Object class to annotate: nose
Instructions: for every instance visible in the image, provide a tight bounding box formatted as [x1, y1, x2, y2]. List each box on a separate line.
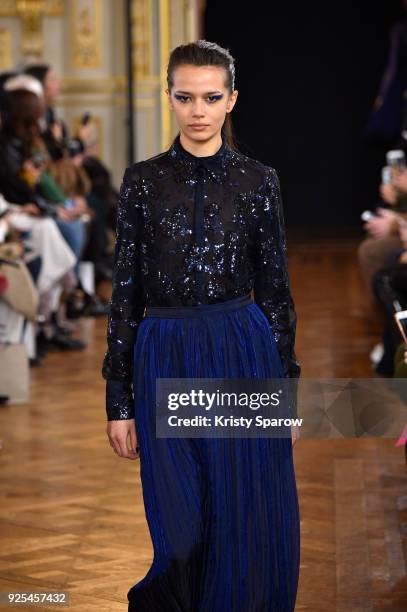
[191, 99, 205, 117]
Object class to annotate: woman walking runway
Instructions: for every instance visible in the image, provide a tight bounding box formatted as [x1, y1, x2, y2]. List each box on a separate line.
[102, 40, 301, 611]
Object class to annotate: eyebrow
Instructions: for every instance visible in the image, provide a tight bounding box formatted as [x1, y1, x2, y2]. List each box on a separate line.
[174, 90, 223, 95]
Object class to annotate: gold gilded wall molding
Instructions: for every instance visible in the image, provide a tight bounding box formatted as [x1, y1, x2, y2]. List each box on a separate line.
[16, 0, 46, 57]
[61, 75, 160, 95]
[0, 1, 64, 59]
[159, 0, 171, 151]
[62, 76, 127, 95]
[43, 0, 63, 15]
[132, 0, 153, 80]
[58, 97, 156, 108]
[0, 0, 63, 16]
[183, 0, 196, 42]
[70, 0, 102, 69]
[0, 28, 12, 70]
[145, 104, 155, 158]
[0, 0, 18, 14]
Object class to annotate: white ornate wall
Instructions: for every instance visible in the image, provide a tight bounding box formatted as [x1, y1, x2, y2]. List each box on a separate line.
[0, 0, 198, 186]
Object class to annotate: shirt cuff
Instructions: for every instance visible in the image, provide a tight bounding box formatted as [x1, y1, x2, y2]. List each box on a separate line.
[106, 379, 135, 421]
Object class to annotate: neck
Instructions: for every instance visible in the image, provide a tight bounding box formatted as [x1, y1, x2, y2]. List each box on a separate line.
[179, 131, 223, 157]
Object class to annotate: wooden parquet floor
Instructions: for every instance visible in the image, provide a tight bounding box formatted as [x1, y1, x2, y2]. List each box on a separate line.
[0, 231, 406, 611]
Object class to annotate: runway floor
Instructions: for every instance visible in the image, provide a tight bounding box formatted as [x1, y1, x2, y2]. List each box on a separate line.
[0, 230, 406, 611]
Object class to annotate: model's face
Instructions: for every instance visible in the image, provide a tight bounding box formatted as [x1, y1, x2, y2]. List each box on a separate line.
[44, 68, 61, 103]
[167, 64, 238, 143]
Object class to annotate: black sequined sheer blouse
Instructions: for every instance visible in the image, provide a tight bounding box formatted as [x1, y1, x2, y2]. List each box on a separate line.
[102, 134, 301, 420]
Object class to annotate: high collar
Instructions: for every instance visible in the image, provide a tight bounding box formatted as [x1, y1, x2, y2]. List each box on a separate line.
[167, 133, 234, 179]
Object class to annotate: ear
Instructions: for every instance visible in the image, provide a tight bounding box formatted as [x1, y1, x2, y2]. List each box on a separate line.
[226, 89, 238, 113]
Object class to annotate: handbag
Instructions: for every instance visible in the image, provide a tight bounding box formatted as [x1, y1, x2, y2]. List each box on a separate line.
[0, 300, 29, 404]
[0, 342, 29, 404]
[0, 247, 39, 321]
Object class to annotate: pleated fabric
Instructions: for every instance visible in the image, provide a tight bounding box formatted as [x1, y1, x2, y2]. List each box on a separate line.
[128, 296, 300, 612]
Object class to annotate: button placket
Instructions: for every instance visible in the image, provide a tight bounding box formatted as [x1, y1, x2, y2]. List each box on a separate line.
[194, 163, 206, 303]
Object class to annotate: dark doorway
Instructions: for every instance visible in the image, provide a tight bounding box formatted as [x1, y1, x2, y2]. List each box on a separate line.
[205, 0, 405, 226]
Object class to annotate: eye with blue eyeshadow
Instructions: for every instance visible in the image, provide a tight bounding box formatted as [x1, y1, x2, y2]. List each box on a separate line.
[174, 94, 189, 103]
[207, 94, 223, 103]
[173, 94, 224, 104]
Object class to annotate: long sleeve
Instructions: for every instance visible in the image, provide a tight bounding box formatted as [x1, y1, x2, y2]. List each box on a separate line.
[253, 167, 301, 380]
[102, 165, 146, 420]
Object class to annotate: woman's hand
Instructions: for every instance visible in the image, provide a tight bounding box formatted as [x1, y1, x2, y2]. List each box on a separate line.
[291, 424, 300, 446]
[107, 419, 140, 460]
[71, 195, 90, 216]
[364, 207, 399, 238]
[56, 205, 76, 221]
[58, 197, 91, 221]
[20, 203, 40, 216]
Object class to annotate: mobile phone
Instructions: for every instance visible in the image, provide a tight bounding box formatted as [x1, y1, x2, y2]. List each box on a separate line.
[394, 310, 407, 343]
[361, 210, 377, 222]
[381, 166, 392, 185]
[386, 150, 406, 173]
[30, 152, 46, 169]
[64, 198, 75, 210]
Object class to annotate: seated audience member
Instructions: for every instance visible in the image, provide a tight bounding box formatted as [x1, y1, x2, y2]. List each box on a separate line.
[372, 253, 407, 375]
[0, 80, 87, 350]
[23, 64, 80, 162]
[358, 161, 407, 372]
[81, 155, 119, 283]
[358, 178, 406, 303]
[0, 192, 83, 357]
[23, 64, 111, 313]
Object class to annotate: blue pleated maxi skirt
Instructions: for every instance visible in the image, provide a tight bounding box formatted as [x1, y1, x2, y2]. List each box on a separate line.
[128, 294, 300, 612]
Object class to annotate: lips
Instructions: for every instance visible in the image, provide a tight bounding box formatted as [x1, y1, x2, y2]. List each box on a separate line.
[189, 124, 208, 128]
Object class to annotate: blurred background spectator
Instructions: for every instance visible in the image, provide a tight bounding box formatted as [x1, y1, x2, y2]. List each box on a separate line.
[0, 65, 117, 370]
